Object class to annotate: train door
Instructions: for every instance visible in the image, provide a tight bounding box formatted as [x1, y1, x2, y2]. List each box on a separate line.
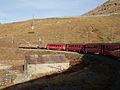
[101, 44, 105, 55]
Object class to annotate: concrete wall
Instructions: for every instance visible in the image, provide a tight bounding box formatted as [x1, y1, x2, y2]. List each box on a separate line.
[27, 63, 69, 77]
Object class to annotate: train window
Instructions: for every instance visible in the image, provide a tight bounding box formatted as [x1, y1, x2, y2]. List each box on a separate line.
[105, 46, 108, 50]
[86, 44, 97, 48]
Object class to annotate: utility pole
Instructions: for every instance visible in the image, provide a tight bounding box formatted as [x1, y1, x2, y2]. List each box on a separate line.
[85, 26, 89, 43]
[64, 30, 66, 43]
[86, 31, 89, 43]
[31, 14, 35, 30]
[12, 36, 14, 48]
[110, 27, 114, 43]
[38, 37, 42, 47]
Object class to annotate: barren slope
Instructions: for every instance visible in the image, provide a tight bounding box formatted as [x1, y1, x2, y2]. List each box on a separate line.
[0, 15, 120, 49]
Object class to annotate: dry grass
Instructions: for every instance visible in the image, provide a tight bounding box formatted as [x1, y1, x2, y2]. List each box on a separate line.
[0, 15, 120, 48]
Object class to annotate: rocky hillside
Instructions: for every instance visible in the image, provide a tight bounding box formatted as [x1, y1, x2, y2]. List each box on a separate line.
[84, 0, 120, 16]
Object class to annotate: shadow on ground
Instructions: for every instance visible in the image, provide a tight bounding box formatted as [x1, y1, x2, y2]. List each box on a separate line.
[1, 54, 120, 90]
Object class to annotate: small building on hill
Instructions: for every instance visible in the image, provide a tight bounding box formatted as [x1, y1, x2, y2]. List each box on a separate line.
[24, 54, 69, 79]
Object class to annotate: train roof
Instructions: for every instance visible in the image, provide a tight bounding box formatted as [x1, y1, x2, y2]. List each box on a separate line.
[111, 42, 120, 44]
[47, 43, 84, 45]
[86, 42, 120, 45]
[47, 42, 120, 45]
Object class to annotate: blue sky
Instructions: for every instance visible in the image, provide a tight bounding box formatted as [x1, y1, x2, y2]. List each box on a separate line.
[0, 0, 106, 23]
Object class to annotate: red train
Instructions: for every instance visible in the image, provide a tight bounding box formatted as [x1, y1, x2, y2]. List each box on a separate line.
[46, 43, 120, 58]
[47, 43, 85, 52]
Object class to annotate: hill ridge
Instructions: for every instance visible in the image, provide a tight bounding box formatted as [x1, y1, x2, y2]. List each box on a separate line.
[83, 0, 120, 16]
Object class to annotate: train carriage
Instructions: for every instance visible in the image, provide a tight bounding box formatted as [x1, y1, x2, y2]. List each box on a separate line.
[104, 43, 120, 55]
[85, 43, 103, 54]
[65, 44, 85, 52]
[47, 43, 85, 52]
[46, 44, 66, 50]
[108, 50, 120, 58]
